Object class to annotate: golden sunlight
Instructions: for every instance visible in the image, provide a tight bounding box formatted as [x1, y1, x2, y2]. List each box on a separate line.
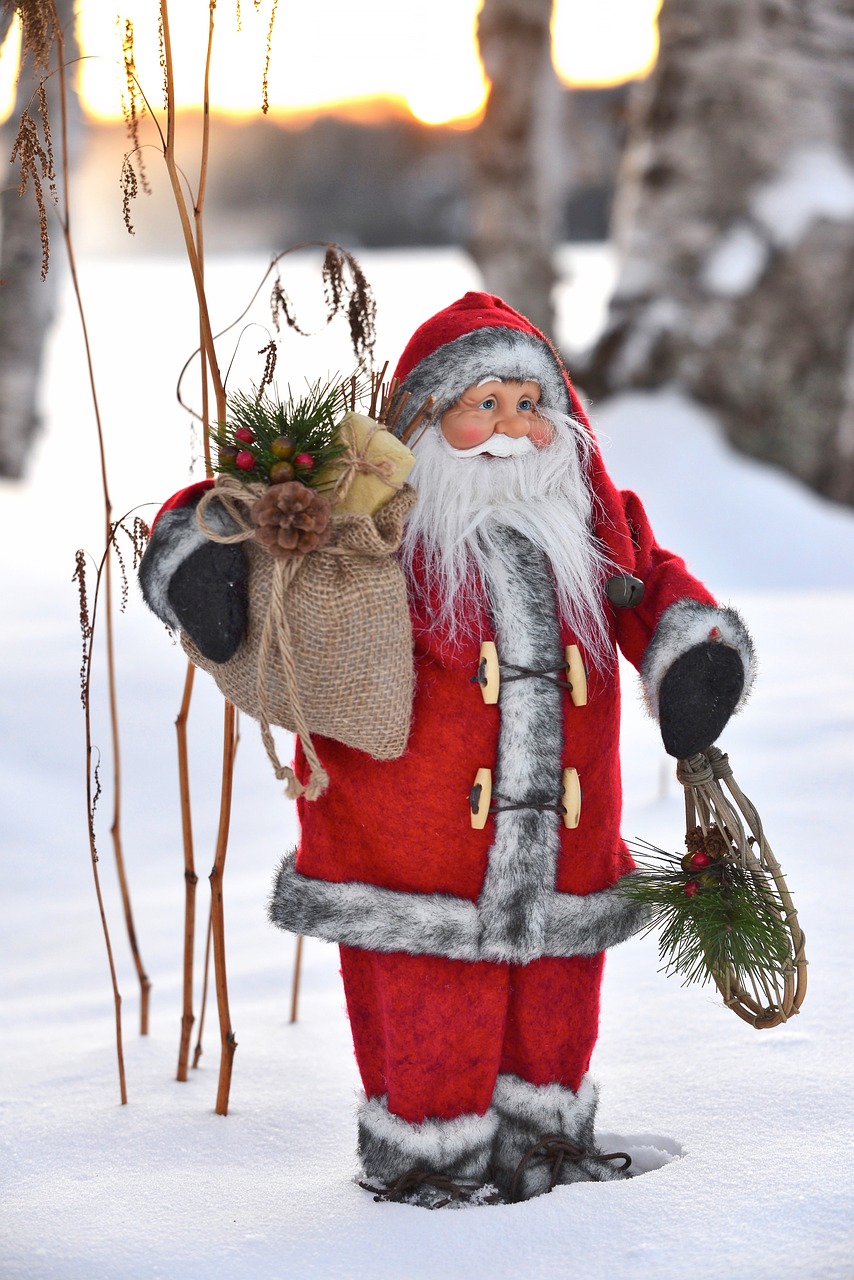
[0, 0, 661, 127]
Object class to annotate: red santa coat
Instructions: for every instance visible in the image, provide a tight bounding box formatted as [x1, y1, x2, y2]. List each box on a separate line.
[268, 466, 719, 966]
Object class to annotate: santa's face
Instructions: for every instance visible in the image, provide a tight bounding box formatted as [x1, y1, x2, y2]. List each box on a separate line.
[438, 380, 552, 455]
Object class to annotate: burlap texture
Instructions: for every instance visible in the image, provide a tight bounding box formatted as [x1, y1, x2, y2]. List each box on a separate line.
[182, 484, 416, 761]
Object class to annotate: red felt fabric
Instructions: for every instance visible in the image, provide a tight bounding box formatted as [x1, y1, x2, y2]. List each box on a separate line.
[293, 492, 713, 900]
[148, 479, 215, 533]
[340, 946, 604, 1123]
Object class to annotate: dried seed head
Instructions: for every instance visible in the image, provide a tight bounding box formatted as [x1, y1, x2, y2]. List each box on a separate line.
[258, 339, 277, 392]
[119, 19, 150, 195]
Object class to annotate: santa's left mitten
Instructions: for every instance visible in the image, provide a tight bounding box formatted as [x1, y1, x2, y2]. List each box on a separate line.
[139, 482, 249, 664]
[641, 600, 756, 759]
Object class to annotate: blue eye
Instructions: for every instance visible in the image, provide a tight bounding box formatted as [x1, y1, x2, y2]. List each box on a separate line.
[478, 397, 497, 410]
[518, 398, 533, 411]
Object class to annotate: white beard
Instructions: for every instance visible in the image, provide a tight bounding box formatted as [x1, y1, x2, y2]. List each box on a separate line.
[400, 409, 617, 668]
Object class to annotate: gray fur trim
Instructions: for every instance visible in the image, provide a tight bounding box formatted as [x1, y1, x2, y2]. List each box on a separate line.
[268, 854, 646, 962]
[394, 326, 571, 439]
[268, 853, 481, 959]
[357, 1093, 497, 1184]
[476, 531, 565, 963]
[490, 1073, 626, 1198]
[641, 598, 757, 720]
[544, 875, 648, 955]
[138, 500, 240, 631]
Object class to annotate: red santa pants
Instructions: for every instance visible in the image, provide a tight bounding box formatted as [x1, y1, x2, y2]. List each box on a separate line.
[339, 946, 605, 1124]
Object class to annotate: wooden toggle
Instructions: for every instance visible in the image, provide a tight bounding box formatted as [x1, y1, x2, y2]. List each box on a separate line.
[562, 767, 581, 829]
[469, 767, 492, 829]
[565, 645, 588, 707]
[475, 641, 500, 705]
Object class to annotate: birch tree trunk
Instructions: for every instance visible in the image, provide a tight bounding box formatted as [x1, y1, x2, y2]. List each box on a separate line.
[582, 0, 854, 508]
[0, 0, 80, 479]
[470, 0, 559, 335]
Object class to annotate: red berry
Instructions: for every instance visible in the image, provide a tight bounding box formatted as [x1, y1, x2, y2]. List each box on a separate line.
[235, 450, 255, 471]
[689, 851, 711, 868]
[684, 881, 700, 897]
[295, 453, 314, 470]
[234, 427, 255, 443]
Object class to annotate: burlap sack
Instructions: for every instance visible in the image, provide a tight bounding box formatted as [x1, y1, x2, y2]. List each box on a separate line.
[182, 483, 417, 798]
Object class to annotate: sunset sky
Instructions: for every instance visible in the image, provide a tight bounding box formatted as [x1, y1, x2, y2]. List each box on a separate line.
[0, 0, 660, 126]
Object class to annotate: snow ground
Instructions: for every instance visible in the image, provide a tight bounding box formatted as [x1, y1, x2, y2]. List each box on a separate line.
[2, 246, 853, 1279]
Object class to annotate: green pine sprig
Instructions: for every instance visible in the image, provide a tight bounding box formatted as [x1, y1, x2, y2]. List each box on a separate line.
[212, 379, 355, 489]
[622, 837, 792, 992]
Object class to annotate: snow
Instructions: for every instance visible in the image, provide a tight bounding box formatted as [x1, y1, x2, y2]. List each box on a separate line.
[3, 245, 854, 1279]
[752, 144, 854, 249]
[701, 221, 769, 298]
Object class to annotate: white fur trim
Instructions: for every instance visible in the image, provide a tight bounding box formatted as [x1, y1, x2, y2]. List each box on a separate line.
[357, 1093, 497, 1183]
[640, 598, 756, 720]
[138, 501, 239, 631]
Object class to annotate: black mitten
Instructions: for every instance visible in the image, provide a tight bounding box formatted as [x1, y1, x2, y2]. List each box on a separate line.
[658, 641, 745, 759]
[167, 541, 248, 663]
[139, 497, 249, 664]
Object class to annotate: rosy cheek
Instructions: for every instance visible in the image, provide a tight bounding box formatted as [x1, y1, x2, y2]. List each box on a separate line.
[529, 419, 553, 448]
[441, 417, 493, 448]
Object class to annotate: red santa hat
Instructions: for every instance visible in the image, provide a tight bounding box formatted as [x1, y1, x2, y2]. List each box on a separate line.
[391, 291, 591, 436]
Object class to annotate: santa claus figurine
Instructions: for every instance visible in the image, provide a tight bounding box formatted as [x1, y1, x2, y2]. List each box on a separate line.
[140, 292, 754, 1206]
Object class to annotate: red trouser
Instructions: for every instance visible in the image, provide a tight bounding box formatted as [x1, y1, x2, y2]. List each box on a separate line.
[339, 946, 605, 1125]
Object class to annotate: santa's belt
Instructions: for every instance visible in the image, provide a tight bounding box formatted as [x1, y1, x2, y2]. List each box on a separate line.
[471, 641, 588, 706]
[469, 767, 581, 831]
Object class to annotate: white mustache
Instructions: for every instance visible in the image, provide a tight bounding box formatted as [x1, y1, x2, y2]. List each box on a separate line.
[441, 433, 537, 459]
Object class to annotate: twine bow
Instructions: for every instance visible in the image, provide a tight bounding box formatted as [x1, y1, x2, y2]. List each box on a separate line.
[195, 477, 330, 802]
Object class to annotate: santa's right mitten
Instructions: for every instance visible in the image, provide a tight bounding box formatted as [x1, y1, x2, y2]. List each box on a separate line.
[139, 481, 249, 664]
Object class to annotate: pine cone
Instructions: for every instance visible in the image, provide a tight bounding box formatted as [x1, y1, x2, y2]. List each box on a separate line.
[250, 482, 332, 559]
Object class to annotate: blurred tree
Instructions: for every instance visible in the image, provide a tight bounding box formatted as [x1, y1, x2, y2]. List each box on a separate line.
[0, 0, 80, 479]
[581, 0, 854, 508]
[470, 0, 559, 334]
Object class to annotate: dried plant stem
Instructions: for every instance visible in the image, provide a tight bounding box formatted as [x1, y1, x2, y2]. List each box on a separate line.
[160, 0, 226, 425]
[80, 545, 128, 1105]
[44, 11, 151, 1042]
[176, 0, 217, 1082]
[175, 661, 197, 1081]
[193, 903, 214, 1070]
[104, 551, 152, 1034]
[211, 701, 239, 1115]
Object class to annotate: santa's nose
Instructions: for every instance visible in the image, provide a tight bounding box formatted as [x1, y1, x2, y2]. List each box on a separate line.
[493, 412, 530, 438]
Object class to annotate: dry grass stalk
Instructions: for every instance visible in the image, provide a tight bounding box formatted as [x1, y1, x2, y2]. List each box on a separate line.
[175, 662, 197, 1082]
[193, 905, 214, 1070]
[73, 522, 148, 1105]
[211, 701, 239, 1115]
